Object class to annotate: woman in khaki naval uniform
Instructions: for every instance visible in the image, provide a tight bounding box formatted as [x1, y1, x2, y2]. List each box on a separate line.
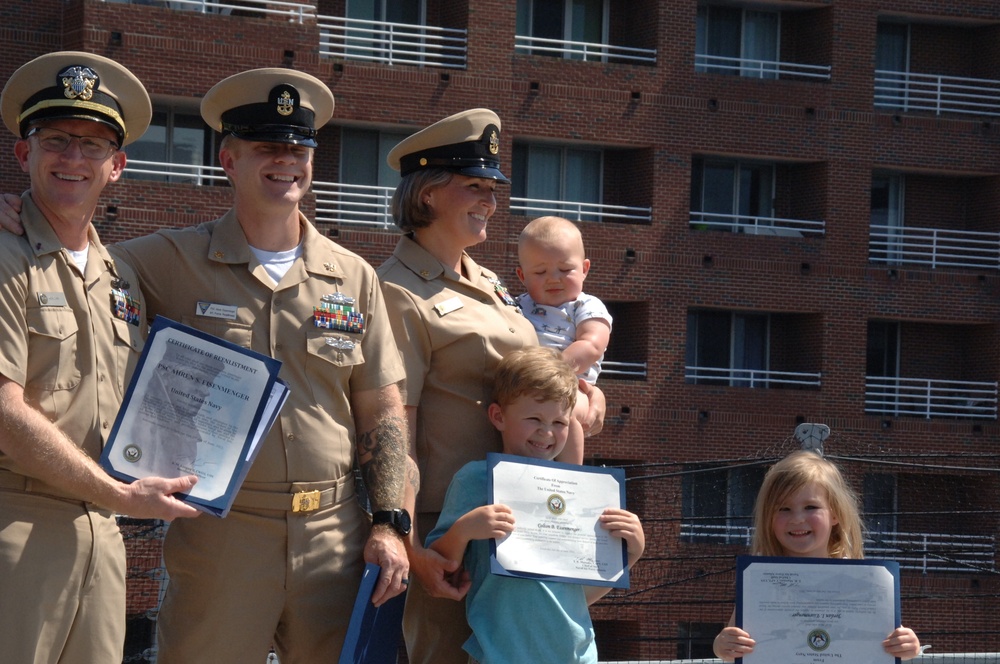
[376, 109, 605, 664]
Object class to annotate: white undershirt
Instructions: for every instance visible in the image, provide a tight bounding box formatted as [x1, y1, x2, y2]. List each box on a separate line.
[67, 247, 88, 274]
[248, 243, 303, 284]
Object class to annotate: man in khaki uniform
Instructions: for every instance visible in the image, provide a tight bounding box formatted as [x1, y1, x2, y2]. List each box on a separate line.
[109, 69, 411, 663]
[0, 51, 201, 664]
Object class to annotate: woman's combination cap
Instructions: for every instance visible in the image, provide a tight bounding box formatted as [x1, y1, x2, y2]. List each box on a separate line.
[387, 108, 509, 184]
[201, 68, 334, 148]
[1, 51, 151, 146]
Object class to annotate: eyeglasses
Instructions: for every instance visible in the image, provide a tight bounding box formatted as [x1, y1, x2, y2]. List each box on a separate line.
[26, 127, 120, 160]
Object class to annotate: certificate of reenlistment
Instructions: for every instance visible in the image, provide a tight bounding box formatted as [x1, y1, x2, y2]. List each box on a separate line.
[736, 556, 901, 664]
[487, 453, 629, 588]
[100, 316, 288, 517]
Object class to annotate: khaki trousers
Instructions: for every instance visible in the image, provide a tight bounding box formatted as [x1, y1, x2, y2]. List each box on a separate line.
[0, 490, 125, 664]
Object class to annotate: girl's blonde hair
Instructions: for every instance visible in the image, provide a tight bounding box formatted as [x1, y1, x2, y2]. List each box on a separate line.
[750, 450, 864, 559]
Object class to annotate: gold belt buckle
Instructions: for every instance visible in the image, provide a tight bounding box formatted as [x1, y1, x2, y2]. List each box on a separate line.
[291, 490, 322, 513]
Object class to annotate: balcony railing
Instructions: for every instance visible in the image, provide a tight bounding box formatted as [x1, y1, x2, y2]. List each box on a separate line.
[312, 182, 396, 229]
[122, 159, 228, 186]
[510, 197, 652, 224]
[101, 0, 315, 22]
[865, 376, 998, 420]
[319, 16, 467, 68]
[681, 523, 996, 573]
[685, 366, 822, 388]
[695, 54, 831, 81]
[691, 211, 825, 237]
[875, 69, 1000, 117]
[869, 224, 1000, 270]
[601, 360, 647, 379]
[515, 35, 656, 65]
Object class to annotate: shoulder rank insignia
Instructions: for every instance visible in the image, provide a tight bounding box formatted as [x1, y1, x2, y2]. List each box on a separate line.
[314, 293, 365, 333]
[487, 276, 519, 308]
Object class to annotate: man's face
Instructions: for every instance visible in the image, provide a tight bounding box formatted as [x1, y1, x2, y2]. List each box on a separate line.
[219, 139, 313, 208]
[14, 118, 125, 222]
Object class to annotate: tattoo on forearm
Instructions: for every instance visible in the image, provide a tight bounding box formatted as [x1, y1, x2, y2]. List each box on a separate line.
[407, 457, 420, 495]
[356, 414, 407, 511]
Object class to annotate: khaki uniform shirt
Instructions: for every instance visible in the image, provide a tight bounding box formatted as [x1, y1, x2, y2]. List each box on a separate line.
[377, 235, 537, 513]
[0, 194, 146, 495]
[112, 209, 404, 485]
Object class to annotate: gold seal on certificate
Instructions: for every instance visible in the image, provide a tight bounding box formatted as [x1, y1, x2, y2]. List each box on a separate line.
[487, 453, 630, 588]
[736, 555, 902, 663]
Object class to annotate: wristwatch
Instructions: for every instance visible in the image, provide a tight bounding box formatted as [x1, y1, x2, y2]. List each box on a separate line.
[372, 508, 412, 536]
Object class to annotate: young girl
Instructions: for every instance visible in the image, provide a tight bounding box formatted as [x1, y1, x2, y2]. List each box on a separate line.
[713, 450, 922, 662]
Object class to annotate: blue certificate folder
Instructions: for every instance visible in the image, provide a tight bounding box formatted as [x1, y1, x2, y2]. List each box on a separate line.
[338, 563, 406, 664]
[486, 453, 629, 588]
[100, 316, 289, 517]
[735, 555, 902, 664]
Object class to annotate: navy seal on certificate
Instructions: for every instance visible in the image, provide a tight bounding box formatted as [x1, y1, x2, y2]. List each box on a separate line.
[736, 556, 902, 664]
[101, 316, 288, 516]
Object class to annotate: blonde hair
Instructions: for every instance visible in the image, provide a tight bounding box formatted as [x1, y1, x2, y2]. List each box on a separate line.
[517, 216, 586, 257]
[493, 347, 577, 412]
[751, 450, 864, 559]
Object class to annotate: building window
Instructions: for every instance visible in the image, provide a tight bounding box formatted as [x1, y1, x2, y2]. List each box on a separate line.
[347, 0, 423, 24]
[123, 108, 214, 184]
[678, 622, 724, 659]
[870, 174, 905, 264]
[516, 0, 609, 60]
[690, 157, 774, 233]
[323, 128, 407, 227]
[864, 473, 898, 535]
[601, 301, 648, 380]
[686, 310, 769, 387]
[511, 143, 602, 221]
[681, 464, 764, 543]
[866, 321, 900, 379]
[874, 22, 910, 110]
[696, 5, 779, 79]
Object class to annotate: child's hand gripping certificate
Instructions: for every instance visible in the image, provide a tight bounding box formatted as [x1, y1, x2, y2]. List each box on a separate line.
[736, 556, 902, 664]
[486, 453, 630, 588]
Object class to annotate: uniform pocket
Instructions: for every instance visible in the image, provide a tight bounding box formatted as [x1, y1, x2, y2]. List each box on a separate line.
[180, 316, 253, 348]
[25, 307, 81, 390]
[111, 317, 144, 392]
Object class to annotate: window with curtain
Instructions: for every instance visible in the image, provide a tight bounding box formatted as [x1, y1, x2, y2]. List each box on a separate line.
[345, 0, 426, 62]
[870, 174, 904, 263]
[681, 464, 766, 543]
[875, 22, 909, 110]
[124, 108, 212, 184]
[337, 128, 407, 225]
[691, 157, 775, 232]
[696, 5, 780, 78]
[686, 310, 770, 386]
[516, 0, 609, 60]
[511, 143, 603, 221]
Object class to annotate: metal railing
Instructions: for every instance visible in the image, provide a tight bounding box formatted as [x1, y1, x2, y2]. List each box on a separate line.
[869, 224, 1000, 270]
[515, 35, 656, 65]
[312, 182, 396, 229]
[318, 15, 467, 68]
[685, 366, 822, 388]
[601, 360, 647, 379]
[865, 376, 999, 420]
[122, 159, 228, 186]
[875, 69, 1000, 117]
[511, 197, 652, 224]
[690, 211, 825, 236]
[101, 0, 315, 22]
[695, 53, 831, 81]
[680, 523, 996, 573]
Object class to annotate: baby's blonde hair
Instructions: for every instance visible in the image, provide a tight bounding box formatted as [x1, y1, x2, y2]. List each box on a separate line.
[517, 216, 586, 257]
[751, 450, 864, 559]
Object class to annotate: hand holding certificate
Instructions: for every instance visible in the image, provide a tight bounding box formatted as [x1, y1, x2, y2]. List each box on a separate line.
[487, 453, 630, 588]
[736, 556, 902, 664]
[100, 316, 289, 517]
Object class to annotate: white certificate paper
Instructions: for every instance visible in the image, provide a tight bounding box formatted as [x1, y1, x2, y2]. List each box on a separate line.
[736, 556, 901, 664]
[100, 316, 288, 517]
[487, 453, 629, 588]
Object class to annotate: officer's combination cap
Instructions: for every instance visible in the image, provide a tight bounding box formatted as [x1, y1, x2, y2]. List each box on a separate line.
[1, 51, 151, 146]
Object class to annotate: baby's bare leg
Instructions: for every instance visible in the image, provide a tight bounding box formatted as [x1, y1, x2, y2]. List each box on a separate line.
[557, 389, 588, 464]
